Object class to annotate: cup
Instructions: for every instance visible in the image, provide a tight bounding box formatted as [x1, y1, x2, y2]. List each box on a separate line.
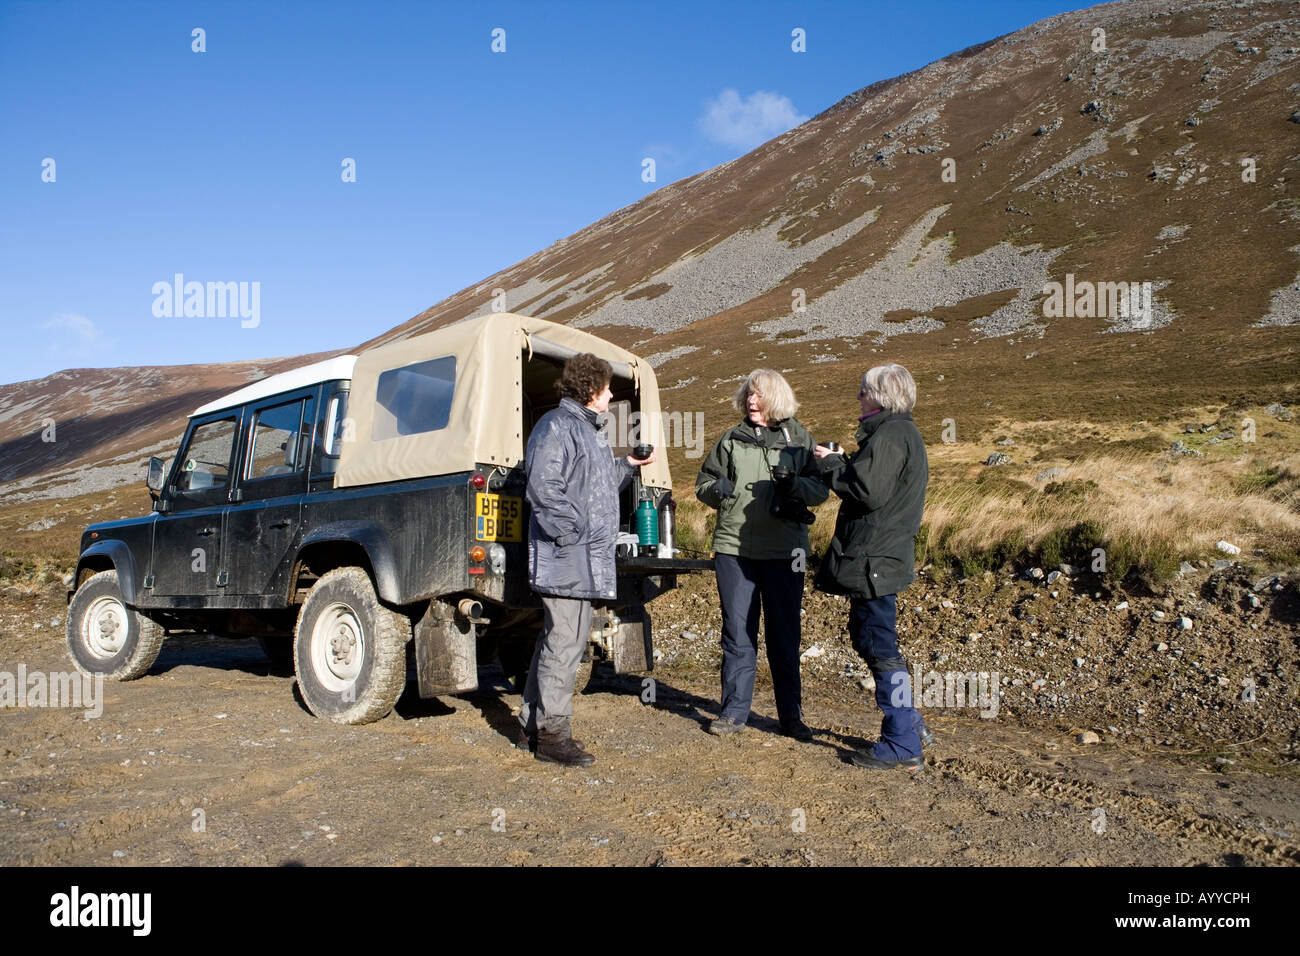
[632, 443, 654, 460]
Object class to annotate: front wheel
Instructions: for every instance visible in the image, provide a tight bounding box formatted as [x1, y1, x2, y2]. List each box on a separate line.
[66, 569, 165, 680]
[293, 567, 410, 724]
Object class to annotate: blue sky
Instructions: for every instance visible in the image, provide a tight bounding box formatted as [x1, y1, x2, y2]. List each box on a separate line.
[0, 0, 1095, 386]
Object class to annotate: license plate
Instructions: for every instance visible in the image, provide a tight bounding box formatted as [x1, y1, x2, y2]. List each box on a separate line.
[475, 493, 522, 542]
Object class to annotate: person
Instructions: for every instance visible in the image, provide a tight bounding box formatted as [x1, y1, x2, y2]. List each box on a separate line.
[519, 353, 655, 766]
[814, 363, 932, 771]
[695, 369, 828, 740]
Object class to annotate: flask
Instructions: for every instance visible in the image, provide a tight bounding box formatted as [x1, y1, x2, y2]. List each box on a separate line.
[635, 490, 659, 552]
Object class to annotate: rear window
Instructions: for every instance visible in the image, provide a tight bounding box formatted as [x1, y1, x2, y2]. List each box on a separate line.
[372, 356, 456, 441]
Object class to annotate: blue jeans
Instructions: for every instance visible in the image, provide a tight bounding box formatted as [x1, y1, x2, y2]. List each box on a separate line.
[849, 594, 923, 760]
[715, 553, 804, 724]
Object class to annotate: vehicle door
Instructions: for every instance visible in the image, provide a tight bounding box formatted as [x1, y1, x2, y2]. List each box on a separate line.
[224, 391, 315, 600]
[149, 413, 240, 599]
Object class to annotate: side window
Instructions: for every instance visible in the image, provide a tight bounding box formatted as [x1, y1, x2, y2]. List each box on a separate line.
[313, 390, 350, 477]
[372, 356, 455, 441]
[173, 418, 238, 493]
[247, 398, 310, 480]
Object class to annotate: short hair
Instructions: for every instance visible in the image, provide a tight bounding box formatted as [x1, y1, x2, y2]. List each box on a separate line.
[861, 363, 917, 413]
[558, 353, 612, 404]
[733, 369, 799, 422]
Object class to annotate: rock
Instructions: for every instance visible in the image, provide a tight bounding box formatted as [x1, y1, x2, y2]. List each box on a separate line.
[1151, 611, 1166, 622]
[1074, 657, 1085, 667]
[1178, 561, 1197, 576]
[1251, 575, 1278, 593]
[1115, 601, 1129, 610]
[1169, 441, 1202, 458]
[1031, 679, 1047, 691]
[1156, 642, 1168, 653]
[1212, 560, 1232, 570]
[1027, 567, 1044, 581]
[112, 850, 125, 858]
[985, 453, 1011, 466]
[996, 437, 1014, 446]
[1248, 594, 1262, 609]
[800, 645, 825, 661]
[1036, 468, 1065, 482]
[1046, 570, 1061, 584]
[1058, 563, 1081, 575]
[858, 676, 876, 692]
[1076, 731, 1101, 745]
[941, 599, 954, 609]
[1265, 402, 1293, 422]
[1178, 617, 1193, 631]
[680, 631, 699, 641]
[1216, 540, 1241, 556]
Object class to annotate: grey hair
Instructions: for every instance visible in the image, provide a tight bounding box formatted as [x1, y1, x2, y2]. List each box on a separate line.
[861, 363, 917, 413]
[733, 369, 799, 422]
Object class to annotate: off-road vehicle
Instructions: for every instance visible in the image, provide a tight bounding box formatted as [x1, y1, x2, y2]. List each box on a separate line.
[66, 313, 709, 724]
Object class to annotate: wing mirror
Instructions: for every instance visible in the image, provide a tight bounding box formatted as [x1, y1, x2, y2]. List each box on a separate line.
[146, 457, 166, 492]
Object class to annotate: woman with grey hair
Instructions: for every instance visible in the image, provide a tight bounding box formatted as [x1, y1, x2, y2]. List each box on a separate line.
[813, 363, 932, 770]
[696, 369, 828, 739]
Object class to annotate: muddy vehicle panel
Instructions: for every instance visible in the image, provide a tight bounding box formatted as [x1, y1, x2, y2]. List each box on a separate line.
[67, 314, 709, 724]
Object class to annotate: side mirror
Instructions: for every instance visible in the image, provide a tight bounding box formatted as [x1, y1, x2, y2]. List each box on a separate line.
[146, 457, 166, 492]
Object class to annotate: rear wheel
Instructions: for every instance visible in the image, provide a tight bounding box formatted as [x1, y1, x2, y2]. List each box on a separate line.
[66, 570, 165, 680]
[293, 567, 410, 724]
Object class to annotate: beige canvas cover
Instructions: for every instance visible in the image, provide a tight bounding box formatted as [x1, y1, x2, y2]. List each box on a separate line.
[336, 312, 671, 489]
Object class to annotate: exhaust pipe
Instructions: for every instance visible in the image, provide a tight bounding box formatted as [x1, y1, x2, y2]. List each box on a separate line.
[457, 598, 487, 623]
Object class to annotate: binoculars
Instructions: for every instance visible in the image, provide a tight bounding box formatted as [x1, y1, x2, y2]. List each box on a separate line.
[769, 466, 816, 526]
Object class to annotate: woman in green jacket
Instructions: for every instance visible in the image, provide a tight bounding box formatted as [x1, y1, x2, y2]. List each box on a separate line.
[695, 369, 828, 739]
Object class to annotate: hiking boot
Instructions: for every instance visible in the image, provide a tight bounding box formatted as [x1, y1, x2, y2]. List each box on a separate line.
[779, 717, 814, 741]
[534, 730, 595, 767]
[707, 716, 746, 736]
[517, 728, 583, 752]
[850, 748, 923, 772]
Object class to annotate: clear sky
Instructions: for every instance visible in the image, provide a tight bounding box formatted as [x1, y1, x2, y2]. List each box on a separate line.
[0, 0, 1096, 386]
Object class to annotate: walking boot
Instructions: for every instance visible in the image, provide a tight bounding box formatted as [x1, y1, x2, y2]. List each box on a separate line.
[518, 728, 583, 752]
[535, 729, 595, 767]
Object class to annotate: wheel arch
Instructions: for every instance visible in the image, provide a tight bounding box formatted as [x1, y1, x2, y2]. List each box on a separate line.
[75, 541, 140, 604]
[293, 521, 401, 604]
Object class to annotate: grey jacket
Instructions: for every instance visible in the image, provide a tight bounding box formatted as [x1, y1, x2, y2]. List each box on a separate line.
[525, 397, 634, 600]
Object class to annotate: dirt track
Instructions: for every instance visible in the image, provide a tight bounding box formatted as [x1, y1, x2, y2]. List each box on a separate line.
[2, 583, 1297, 867]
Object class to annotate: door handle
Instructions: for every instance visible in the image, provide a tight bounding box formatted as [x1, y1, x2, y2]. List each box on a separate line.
[198, 526, 216, 537]
[270, 519, 294, 529]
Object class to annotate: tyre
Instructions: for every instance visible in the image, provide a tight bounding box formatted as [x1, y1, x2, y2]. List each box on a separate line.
[293, 567, 410, 724]
[66, 569, 165, 681]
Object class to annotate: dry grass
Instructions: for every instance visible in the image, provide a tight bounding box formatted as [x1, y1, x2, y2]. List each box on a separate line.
[672, 407, 1300, 586]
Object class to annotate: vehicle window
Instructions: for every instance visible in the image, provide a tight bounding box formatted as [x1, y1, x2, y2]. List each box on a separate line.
[314, 391, 350, 476]
[372, 356, 455, 441]
[175, 418, 237, 493]
[248, 398, 309, 480]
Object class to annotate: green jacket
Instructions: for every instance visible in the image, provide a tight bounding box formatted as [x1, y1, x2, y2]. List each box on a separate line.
[695, 418, 829, 560]
[815, 411, 929, 598]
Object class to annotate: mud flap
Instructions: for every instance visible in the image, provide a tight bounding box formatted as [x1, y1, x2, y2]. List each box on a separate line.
[415, 603, 478, 696]
[611, 605, 653, 674]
